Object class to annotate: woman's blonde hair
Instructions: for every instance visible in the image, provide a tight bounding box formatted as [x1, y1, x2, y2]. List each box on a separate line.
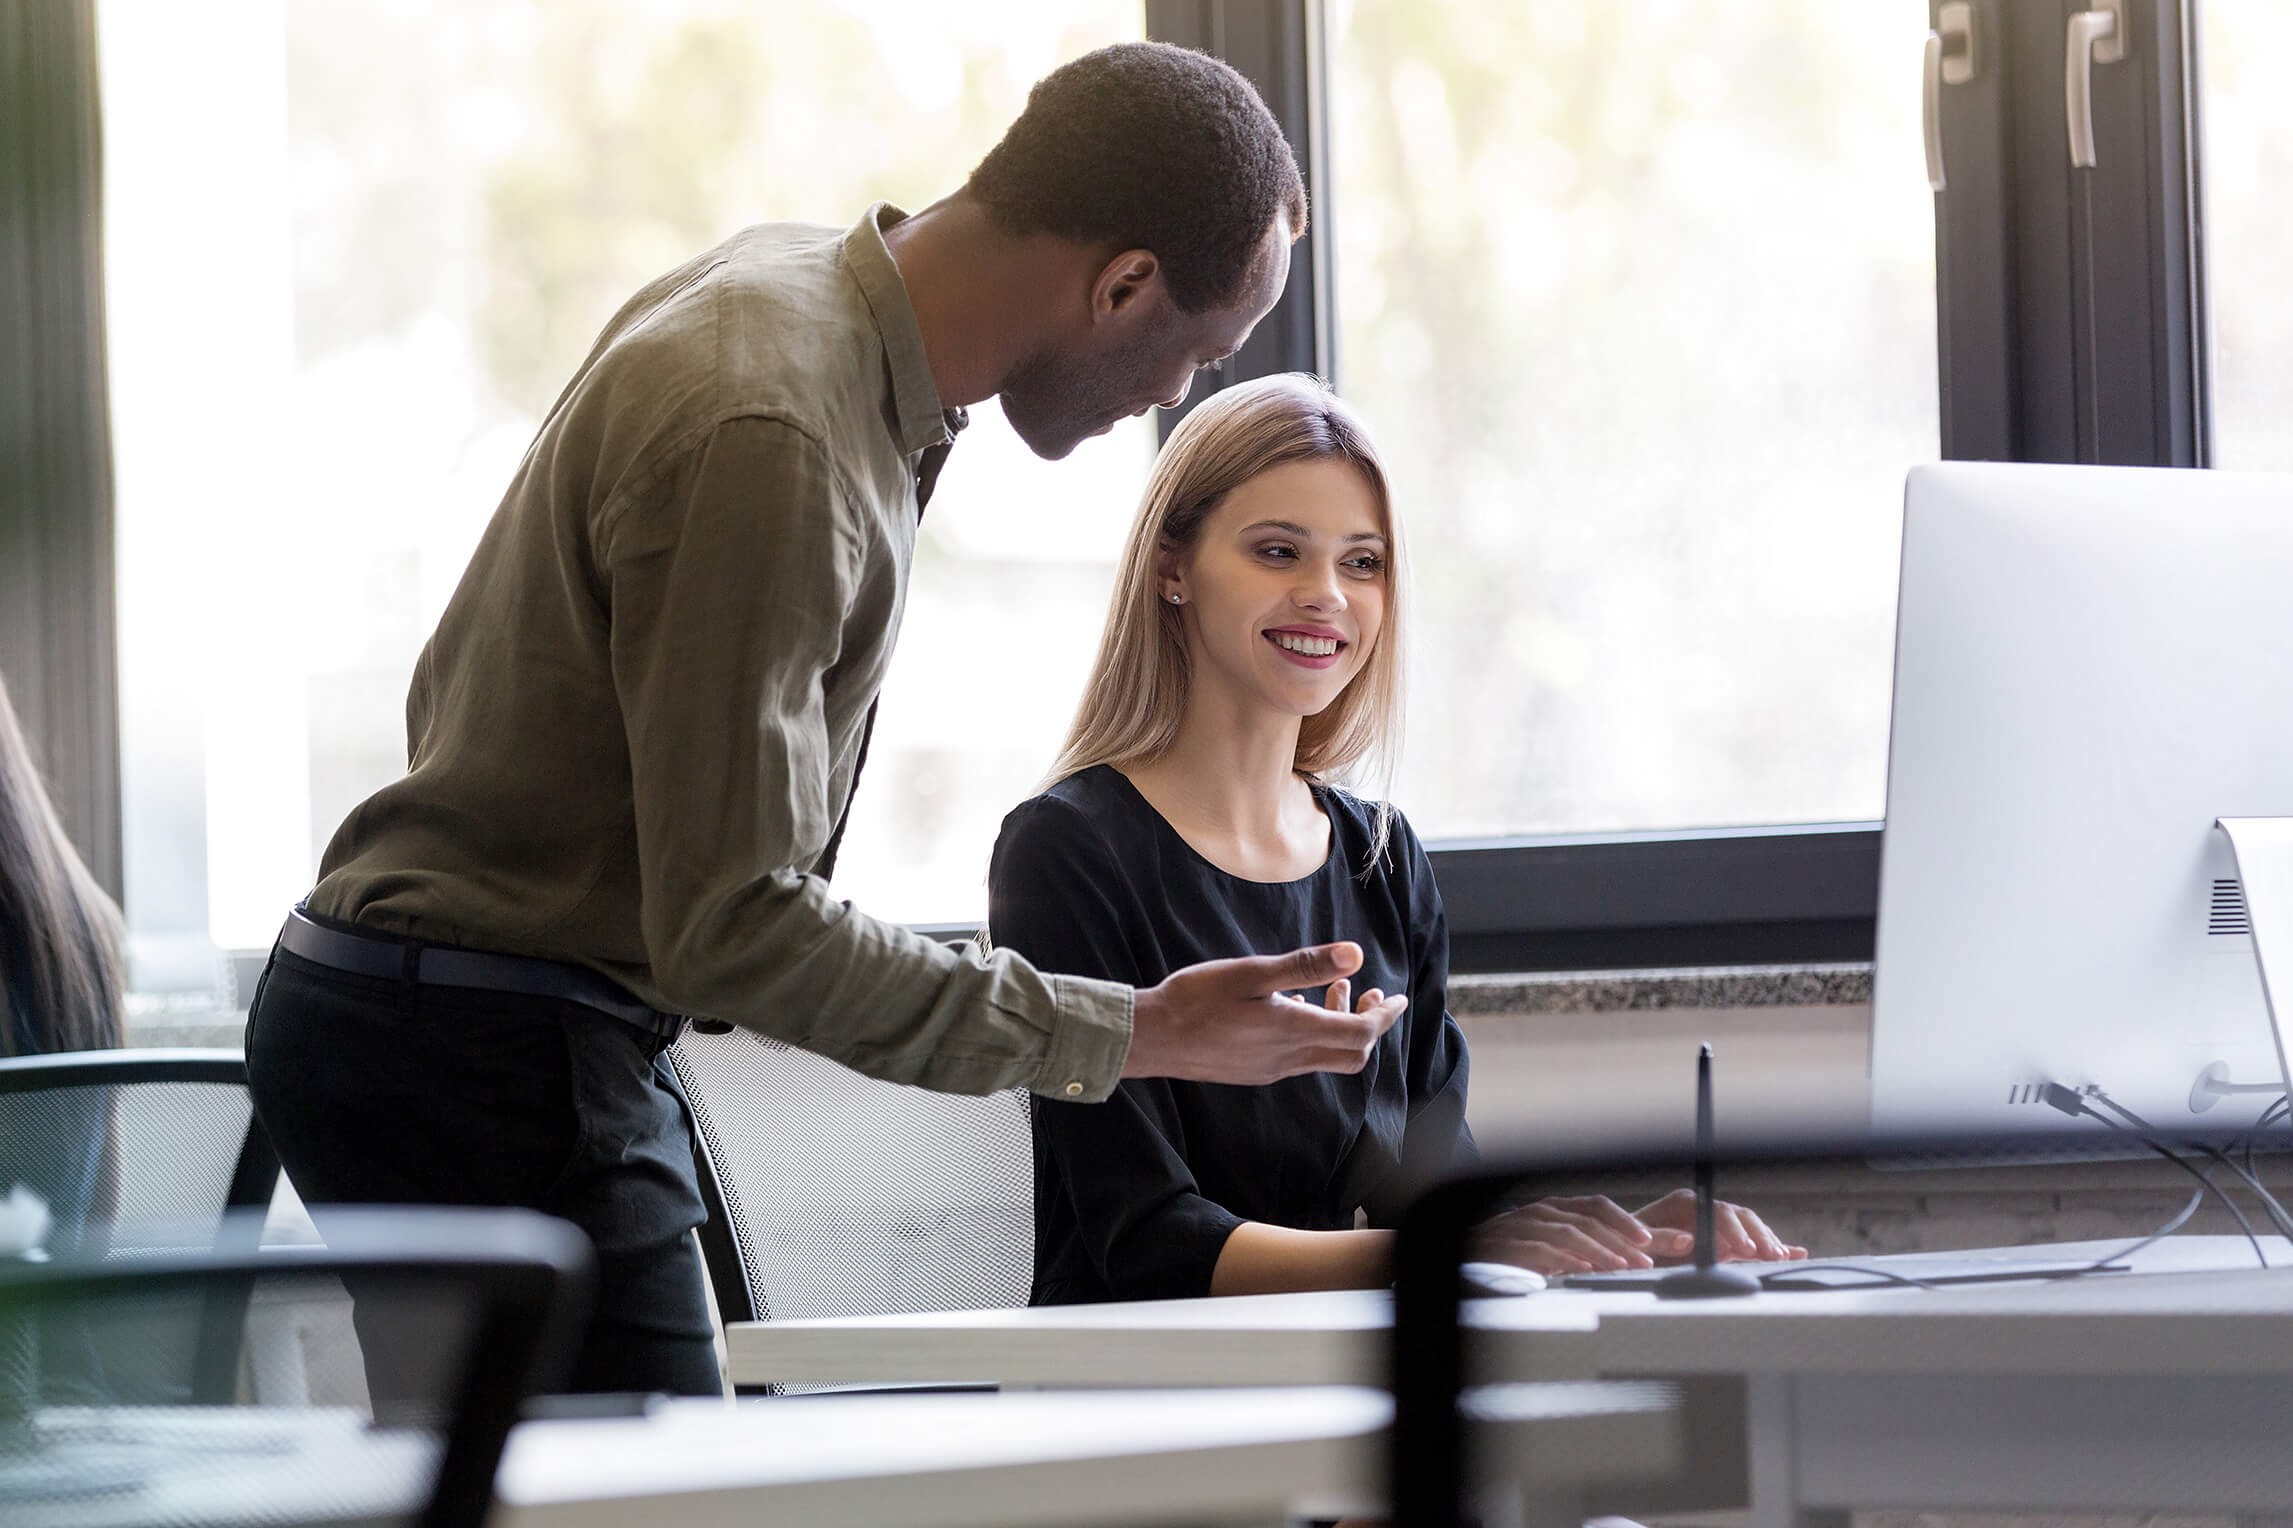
[1046, 372, 1406, 865]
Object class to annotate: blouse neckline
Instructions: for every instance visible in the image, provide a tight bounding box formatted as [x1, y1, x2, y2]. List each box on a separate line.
[1099, 765, 1341, 890]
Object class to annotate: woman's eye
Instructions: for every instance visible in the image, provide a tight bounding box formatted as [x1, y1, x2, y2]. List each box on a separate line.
[1257, 543, 1298, 561]
[1345, 555, 1386, 574]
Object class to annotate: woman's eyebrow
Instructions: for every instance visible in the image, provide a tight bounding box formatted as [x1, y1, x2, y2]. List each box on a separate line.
[1240, 519, 1388, 546]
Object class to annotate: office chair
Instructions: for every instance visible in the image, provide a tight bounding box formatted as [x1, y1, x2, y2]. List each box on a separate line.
[0, 1206, 591, 1528]
[0, 1049, 281, 1250]
[668, 1028, 1033, 1375]
[0, 1049, 282, 1403]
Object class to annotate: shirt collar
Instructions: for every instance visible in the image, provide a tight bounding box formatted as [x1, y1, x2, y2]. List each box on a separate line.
[843, 202, 963, 457]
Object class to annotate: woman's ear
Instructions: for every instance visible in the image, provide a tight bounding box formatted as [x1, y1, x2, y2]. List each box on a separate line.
[1154, 543, 1184, 605]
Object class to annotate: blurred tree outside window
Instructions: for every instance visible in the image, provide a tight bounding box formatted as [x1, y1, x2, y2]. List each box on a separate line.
[101, 0, 1148, 1005]
[2200, 0, 2293, 471]
[1330, 0, 1939, 839]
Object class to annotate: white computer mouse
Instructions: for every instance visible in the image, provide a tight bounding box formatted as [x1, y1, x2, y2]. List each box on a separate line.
[1457, 1261, 1547, 1297]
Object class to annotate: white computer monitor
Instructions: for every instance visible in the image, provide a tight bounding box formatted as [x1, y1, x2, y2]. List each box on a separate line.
[1869, 462, 2293, 1137]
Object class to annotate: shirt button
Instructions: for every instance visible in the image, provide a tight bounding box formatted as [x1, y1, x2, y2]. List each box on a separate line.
[1063, 1081, 1084, 1097]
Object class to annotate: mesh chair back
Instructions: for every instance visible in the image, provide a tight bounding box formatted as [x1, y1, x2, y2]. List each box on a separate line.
[0, 1051, 279, 1264]
[670, 1028, 1034, 1328]
[0, 1051, 283, 1406]
[0, 1207, 592, 1528]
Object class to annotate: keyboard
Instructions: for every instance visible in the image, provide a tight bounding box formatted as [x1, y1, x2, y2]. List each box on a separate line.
[1560, 1247, 2133, 1293]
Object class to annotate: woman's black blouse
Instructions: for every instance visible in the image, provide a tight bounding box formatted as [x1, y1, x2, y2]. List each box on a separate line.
[987, 764, 1478, 1305]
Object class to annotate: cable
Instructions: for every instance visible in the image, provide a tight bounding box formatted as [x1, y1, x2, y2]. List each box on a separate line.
[2082, 1086, 2293, 1246]
[1721, 1086, 2280, 1296]
[2042, 1083, 2270, 1266]
[1752, 1187, 2205, 1294]
[2242, 1094, 2289, 1189]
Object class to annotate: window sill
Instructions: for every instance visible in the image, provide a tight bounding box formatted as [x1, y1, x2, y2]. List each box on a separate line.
[1451, 963, 1873, 1018]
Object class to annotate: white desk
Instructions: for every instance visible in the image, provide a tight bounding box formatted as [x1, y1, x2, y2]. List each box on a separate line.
[730, 1286, 1409, 1390]
[1579, 1254, 2293, 1525]
[492, 1384, 1681, 1528]
[728, 1237, 2293, 1524]
[728, 1234, 2265, 1390]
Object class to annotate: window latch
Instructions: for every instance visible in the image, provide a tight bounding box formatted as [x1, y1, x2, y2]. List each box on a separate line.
[2066, 1, 2127, 170]
[1924, 3, 1977, 193]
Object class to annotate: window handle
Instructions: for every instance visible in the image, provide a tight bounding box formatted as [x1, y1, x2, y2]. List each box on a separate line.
[1924, 3, 1977, 193]
[2066, 1, 2126, 170]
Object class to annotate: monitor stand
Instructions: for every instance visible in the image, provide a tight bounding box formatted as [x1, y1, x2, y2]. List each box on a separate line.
[2200, 818, 2293, 1116]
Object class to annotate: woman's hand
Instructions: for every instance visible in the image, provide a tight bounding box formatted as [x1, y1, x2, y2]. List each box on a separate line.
[1633, 1188, 1806, 1264]
[1471, 1195, 1692, 1276]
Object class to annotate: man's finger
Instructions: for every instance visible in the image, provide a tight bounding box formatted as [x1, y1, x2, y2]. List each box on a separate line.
[1256, 942, 1363, 992]
[1326, 977, 1350, 1014]
[1356, 987, 1383, 1013]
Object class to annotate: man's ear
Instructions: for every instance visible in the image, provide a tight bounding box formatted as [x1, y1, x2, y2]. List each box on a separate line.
[1091, 248, 1163, 324]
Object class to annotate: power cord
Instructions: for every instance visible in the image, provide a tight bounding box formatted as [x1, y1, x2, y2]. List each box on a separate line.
[1755, 1177, 2208, 1294]
[2077, 1084, 2293, 1245]
[2040, 1082, 2271, 1266]
[1699, 1087, 2288, 1295]
[2241, 1094, 2290, 1193]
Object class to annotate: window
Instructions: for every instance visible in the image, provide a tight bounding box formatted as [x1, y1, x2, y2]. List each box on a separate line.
[1326, 0, 1939, 838]
[84, 0, 2244, 994]
[2199, 0, 2293, 470]
[100, 0, 1148, 1004]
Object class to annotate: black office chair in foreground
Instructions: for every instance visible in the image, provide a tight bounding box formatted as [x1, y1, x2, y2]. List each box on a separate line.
[0, 1206, 593, 1528]
[670, 1027, 1033, 1388]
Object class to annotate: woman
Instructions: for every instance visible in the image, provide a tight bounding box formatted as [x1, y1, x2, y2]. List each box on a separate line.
[989, 375, 1799, 1303]
[0, 672, 125, 1262]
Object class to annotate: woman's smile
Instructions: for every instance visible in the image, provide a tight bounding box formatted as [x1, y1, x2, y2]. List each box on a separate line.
[1263, 625, 1348, 669]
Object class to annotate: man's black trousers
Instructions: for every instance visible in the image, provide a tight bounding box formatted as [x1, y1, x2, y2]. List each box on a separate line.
[244, 945, 722, 1398]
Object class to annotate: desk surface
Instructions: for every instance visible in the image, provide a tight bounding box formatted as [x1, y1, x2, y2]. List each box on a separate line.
[495, 1382, 1685, 1528]
[727, 1235, 2283, 1389]
[494, 1388, 1391, 1528]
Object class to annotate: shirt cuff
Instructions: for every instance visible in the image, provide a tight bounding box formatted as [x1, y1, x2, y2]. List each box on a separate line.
[1031, 973, 1134, 1103]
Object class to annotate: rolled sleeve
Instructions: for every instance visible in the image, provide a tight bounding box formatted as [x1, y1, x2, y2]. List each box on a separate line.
[1035, 974, 1134, 1103]
[603, 416, 1131, 1096]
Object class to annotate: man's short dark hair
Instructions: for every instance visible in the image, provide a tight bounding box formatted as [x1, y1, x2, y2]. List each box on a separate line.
[964, 42, 1308, 314]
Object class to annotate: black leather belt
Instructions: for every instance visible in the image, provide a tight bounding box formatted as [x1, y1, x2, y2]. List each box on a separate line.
[276, 908, 686, 1043]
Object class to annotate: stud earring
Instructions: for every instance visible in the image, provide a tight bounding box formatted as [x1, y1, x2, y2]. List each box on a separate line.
[1168, 593, 1183, 605]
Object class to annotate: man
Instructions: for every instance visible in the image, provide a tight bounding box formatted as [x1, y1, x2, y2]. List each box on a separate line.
[245, 42, 1406, 1396]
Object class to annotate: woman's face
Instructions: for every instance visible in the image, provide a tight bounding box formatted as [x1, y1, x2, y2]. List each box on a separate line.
[1167, 455, 1389, 722]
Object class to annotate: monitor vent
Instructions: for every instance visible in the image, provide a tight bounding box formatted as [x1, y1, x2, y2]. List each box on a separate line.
[2211, 879, 2252, 937]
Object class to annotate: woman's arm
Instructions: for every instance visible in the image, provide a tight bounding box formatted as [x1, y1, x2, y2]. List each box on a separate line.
[1210, 1193, 1688, 1294]
[1210, 1223, 1394, 1294]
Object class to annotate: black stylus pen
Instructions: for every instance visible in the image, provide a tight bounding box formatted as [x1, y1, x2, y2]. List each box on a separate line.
[1655, 1041, 1757, 1297]
[1693, 1041, 1717, 1273]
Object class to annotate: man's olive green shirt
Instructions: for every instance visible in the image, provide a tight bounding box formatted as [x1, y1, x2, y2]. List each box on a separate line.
[309, 205, 1133, 1102]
